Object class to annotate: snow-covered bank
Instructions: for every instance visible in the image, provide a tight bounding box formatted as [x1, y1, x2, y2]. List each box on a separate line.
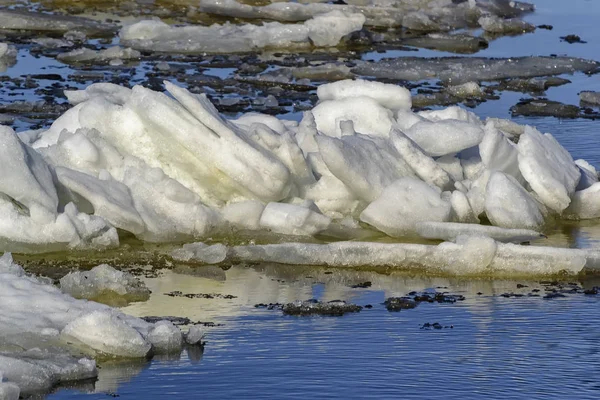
[0, 254, 191, 397]
[2, 78, 600, 272]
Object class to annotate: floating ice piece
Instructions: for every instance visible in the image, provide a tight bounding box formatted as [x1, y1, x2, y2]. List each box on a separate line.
[485, 171, 545, 229]
[316, 134, 413, 203]
[312, 96, 394, 138]
[404, 119, 484, 157]
[120, 12, 364, 54]
[580, 91, 600, 106]
[360, 177, 451, 237]
[64, 83, 132, 106]
[415, 221, 544, 243]
[221, 200, 265, 230]
[226, 239, 599, 275]
[61, 311, 152, 358]
[0, 42, 17, 72]
[352, 56, 599, 85]
[446, 82, 483, 98]
[0, 9, 116, 36]
[478, 15, 535, 34]
[198, 0, 402, 27]
[185, 326, 205, 346]
[171, 242, 229, 264]
[401, 33, 488, 54]
[60, 264, 150, 302]
[517, 126, 580, 213]
[259, 202, 331, 236]
[0, 352, 95, 396]
[57, 46, 140, 64]
[121, 160, 221, 241]
[316, 79, 411, 111]
[147, 321, 183, 354]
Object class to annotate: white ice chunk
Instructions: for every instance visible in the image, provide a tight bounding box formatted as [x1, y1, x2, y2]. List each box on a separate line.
[0, 352, 95, 396]
[418, 106, 481, 124]
[60, 264, 150, 300]
[147, 321, 183, 354]
[222, 200, 265, 230]
[479, 120, 523, 182]
[437, 154, 464, 182]
[405, 119, 484, 157]
[316, 134, 414, 202]
[171, 242, 229, 263]
[575, 159, 598, 191]
[57, 46, 140, 64]
[121, 160, 221, 241]
[0, 380, 19, 400]
[0, 199, 118, 253]
[312, 96, 394, 138]
[485, 171, 544, 229]
[449, 190, 479, 223]
[304, 11, 365, 47]
[389, 128, 453, 190]
[517, 126, 580, 213]
[227, 239, 597, 275]
[56, 167, 145, 235]
[232, 112, 288, 134]
[259, 202, 331, 236]
[61, 311, 152, 358]
[316, 79, 411, 111]
[120, 12, 364, 53]
[185, 326, 205, 345]
[564, 182, 600, 220]
[360, 177, 451, 237]
[415, 221, 544, 243]
[0, 125, 58, 213]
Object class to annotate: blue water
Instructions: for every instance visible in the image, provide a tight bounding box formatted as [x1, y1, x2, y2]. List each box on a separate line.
[50, 266, 600, 399]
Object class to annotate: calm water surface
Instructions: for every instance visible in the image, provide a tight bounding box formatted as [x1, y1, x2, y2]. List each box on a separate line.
[49, 266, 600, 399]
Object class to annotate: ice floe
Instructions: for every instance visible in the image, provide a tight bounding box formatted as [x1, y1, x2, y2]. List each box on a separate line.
[0, 253, 188, 396]
[119, 11, 365, 54]
[197, 0, 534, 30]
[172, 240, 600, 276]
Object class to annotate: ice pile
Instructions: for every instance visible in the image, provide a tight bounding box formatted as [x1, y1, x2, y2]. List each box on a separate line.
[0, 253, 186, 396]
[119, 11, 365, 54]
[60, 264, 151, 303]
[3, 77, 600, 272]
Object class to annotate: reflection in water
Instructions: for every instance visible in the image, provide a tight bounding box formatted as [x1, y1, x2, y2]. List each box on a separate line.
[49, 262, 600, 399]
